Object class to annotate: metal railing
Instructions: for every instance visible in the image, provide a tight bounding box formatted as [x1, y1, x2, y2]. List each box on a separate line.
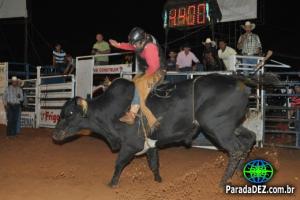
[263, 72, 300, 149]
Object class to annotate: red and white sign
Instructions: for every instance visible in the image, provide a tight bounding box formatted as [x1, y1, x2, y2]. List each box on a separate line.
[39, 109, 61, 128]
[93, 64, 132, 74]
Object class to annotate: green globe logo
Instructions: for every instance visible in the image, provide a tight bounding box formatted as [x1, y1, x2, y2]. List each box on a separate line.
[243, 159, 274, 184]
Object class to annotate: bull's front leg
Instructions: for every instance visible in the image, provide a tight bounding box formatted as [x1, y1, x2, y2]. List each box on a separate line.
[108, 146, 135, 188]
[146, 148, 162, 182]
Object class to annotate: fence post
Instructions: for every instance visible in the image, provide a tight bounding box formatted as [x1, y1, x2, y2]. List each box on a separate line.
[35, 66, 41, 128]
[25, 64, 29, 79]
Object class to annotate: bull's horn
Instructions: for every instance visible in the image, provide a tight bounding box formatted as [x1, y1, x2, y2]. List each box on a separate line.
[77, 98, 88, 116]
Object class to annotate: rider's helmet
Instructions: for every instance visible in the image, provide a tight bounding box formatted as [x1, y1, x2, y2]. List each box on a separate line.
[128, 27, 146, 45]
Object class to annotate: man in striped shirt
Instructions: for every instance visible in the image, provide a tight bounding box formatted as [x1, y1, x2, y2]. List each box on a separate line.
[52, 43, 66, 74]
[2, 76, 23, 137]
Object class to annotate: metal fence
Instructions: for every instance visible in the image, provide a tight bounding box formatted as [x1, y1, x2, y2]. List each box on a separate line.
[263, 72, 300, 149]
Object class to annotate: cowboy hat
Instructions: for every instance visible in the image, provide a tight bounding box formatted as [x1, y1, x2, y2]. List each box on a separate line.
[202, 38, 216, 47]
[241, 21, 256, 30]
[11, 76, 18, 81]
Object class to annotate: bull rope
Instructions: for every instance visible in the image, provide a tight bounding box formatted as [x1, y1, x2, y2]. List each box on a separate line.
[192, 77, 201, 127]
[140, 111, 151, 147]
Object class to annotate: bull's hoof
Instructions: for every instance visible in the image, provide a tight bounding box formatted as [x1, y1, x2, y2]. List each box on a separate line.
[184, 139, 192, 147]
[219, 179, 231, 188]
[108, 181, 119, 188]
[110, 142, 121, 151]
[110, 139, 121, 151]
[219, 181, 226, 188]
[155, 175, 162, 183]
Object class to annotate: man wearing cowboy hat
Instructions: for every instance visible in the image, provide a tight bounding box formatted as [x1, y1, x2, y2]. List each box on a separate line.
[2, 76, 23, 137]
[202, 38, 223, 71]
[237, 21, 262, 56]
[237, 21, 262, 75]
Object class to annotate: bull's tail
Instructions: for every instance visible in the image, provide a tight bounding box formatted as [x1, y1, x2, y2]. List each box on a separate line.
[236, 73, 280, 88]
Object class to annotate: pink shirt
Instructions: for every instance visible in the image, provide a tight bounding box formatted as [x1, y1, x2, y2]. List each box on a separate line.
[117, 42, 160, 75]
[176, 51, 199, 68]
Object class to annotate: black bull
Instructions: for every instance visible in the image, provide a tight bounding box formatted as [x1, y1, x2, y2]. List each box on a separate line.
[53, 74, 278, 187]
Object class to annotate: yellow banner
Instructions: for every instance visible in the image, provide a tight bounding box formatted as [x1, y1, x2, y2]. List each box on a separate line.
[0, 62, 8, 96]
[0, 62, 8, 125]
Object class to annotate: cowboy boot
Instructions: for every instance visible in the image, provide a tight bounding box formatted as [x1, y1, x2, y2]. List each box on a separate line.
[119, 105, 140, 125]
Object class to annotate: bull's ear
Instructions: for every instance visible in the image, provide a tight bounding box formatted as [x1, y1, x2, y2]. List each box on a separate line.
[76, 97, 88, 117]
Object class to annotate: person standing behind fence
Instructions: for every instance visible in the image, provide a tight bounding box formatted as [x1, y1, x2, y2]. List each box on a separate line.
[165, 49, 177, 83]
[176, 43, 199, 72]
[52, 43, 66, 74]
[202, 38, 223, 71]
[2, 76, 23, 138]
[237, 21, 262, 75]
[92, 33, 111, 65]
[218, 39, 237, 71]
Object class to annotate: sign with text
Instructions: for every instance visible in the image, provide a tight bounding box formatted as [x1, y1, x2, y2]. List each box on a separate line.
[21, 112, 35, 128]
[93, 64, 132, 74]
[0, 62, 8, 125]
[0, 62, 8, 96]
[39, 109, 61, 128]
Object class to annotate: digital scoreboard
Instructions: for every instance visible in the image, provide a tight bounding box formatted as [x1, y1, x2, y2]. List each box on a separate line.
[163, 0, 221, 29]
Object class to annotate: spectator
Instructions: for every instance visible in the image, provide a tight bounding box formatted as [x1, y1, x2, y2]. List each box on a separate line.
[237, 21, 262, 75]
[202, 38, 223, 71]
[52, 43, 66, 74]
[166, 49, 177, 71]
[176, 43, 199, 72]
[92, 33, 111, 65]
[290, 84, 300, 147]
[218, 39, 237, 71]
[165, 49, 177, 83]
[63, 54, 75, 75]
[124, 55, 133, 64]
[290, 85, 300, 114]
[2, 76, 23, 138]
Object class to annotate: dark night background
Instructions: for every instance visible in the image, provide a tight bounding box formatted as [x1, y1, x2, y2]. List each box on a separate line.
[0, 0, 300, 69]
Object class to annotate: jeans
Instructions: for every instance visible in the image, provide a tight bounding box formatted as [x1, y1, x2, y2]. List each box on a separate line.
[242, 58, 258, 76]
[6, 104, 21, 136]
[132, 89, 140, 105]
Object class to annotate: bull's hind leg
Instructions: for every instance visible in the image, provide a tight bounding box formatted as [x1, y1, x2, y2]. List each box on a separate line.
[219, 135, 245, 187]
[108, 146, 136, 187]
[146, 148, 162, 182]
[235, 126, 256, 171]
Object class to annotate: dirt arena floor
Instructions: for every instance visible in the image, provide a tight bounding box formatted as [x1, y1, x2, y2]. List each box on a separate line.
[0, 125, 299, 200]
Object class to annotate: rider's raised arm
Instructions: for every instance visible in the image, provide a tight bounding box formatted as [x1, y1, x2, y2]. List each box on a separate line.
[118, 43, 136, 51]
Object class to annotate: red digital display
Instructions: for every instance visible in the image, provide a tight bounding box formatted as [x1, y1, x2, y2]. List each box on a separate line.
[168, 2, 207, 28]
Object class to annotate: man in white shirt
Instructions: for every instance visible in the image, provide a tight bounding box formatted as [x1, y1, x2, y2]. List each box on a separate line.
[176, 43, 200, 72]
[218, 39, 237, 71]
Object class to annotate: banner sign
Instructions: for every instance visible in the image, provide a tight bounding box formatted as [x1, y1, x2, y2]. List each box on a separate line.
[0, 0, 27, 19]
[0, 62, 8, 96]
[21, 112, 35, 128]
[0, 62, 8, 125]
[39, 109, 61, 128]
[93, 64, 132, 74]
